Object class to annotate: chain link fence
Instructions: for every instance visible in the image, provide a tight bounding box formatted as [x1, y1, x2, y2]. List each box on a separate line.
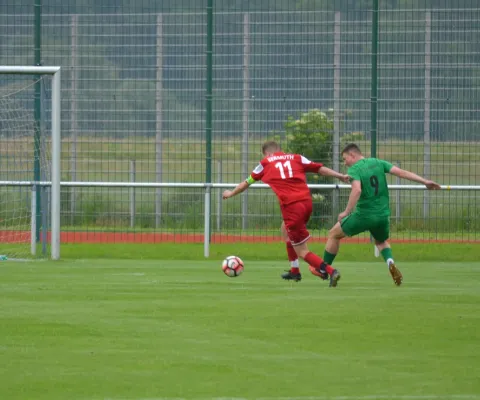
[0, 1, 479, 243]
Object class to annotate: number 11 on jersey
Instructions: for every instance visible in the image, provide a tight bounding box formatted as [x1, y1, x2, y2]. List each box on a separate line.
[275, 161, 293, 179]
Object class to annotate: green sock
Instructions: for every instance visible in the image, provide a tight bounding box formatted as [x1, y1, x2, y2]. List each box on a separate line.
[323, 250, 336, 265]
[380, 248, 393, 262]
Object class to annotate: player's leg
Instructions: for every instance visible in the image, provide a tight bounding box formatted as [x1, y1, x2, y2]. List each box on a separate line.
[375, 240, 402, 286]
[280, 221, 302, 281]
[375, 240, 394, 266]
[371, 219, 402, 285]
[320, 213, 367, 269]
[282, 200, 336, 285]
[293, 241, 340, 286]
[323, 220, 348, 267]
[304, 220, 345, 285]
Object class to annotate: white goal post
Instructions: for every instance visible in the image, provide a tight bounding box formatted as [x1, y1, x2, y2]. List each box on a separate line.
[0, 66, 61, 260]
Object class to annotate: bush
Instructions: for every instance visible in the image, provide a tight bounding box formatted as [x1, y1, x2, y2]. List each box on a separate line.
[281, 109, 334, 229]
[283, 109, 333, 162]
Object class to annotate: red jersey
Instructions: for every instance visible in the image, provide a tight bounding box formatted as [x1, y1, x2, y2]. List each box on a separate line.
[249, 152, 323, 206]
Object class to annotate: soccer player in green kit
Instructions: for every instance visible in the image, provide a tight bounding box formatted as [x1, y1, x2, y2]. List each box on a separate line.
[312, 143, 441, 286]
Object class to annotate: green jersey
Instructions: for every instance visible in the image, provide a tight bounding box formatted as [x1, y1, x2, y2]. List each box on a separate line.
[347, 158, 393, 217]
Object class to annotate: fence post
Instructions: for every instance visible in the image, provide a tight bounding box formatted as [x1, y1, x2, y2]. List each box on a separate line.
[41, 185, 48, 257]
[34, 0, 42, 243]
[396, 161, 401, 225]
[205, 0, 213, 242]
[31, 185, 37, 256]
[71, 14, 78, 226]
[423, 10, 432, 220]
[217, 160, 222, 231]
[333, 11, 341, 220]
[155, 13, 164, 228]
[370, 0, 379, 159]
[40, 76, 48, 257]
[130, 160, 136, 228]
[242, 12, 250, 230]
[204, 185, 211, 258]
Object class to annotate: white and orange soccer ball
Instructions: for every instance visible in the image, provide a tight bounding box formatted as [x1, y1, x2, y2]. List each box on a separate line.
[222, 255, 244, 277]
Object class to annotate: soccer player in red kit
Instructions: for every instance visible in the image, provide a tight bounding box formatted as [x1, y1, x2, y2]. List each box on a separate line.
[222, 141, 349, 287]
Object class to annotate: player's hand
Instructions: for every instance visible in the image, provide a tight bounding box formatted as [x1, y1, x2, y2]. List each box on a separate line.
[340, 174, 350, 183]
[222, 190, 233, 199]
[425, 180, 441, 190]
[338, 210, 349, 222]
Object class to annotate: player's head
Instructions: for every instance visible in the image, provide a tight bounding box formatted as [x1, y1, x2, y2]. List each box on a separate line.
[342, 143, 363, 166]
[262, 140, 281, 156]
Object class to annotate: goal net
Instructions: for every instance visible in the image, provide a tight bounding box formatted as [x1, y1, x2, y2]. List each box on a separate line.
[0, 66, 61, 260]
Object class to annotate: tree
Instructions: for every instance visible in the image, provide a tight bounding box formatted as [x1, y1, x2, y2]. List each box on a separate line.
[282, 109, 334, 229]
[283, 109, 333, 162]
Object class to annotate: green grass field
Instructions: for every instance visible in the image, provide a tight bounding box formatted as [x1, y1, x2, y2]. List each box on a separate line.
[3, 138, 480, 185]
[1, 259, 479, 400]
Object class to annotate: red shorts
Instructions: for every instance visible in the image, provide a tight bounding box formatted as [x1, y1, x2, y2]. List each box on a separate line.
[280, 199, 312, 245]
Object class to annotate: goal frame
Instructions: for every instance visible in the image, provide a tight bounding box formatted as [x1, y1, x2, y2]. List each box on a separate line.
[0, 66, 61, 260]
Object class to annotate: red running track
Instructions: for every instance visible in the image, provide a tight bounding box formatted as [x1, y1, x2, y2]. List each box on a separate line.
[0, 230, 478, 244]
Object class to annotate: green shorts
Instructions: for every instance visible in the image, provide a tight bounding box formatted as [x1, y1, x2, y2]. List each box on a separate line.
[340, 213, 390, 242]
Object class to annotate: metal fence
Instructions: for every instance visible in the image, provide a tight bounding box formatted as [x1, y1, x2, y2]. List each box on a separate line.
[0, 2, 479, 244]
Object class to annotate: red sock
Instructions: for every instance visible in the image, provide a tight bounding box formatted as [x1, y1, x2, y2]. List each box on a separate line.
[286, 241, 297, 262]
[286, 241, 299, 274]
[304, 252, 335, 275]
[324, 264, 335, 275]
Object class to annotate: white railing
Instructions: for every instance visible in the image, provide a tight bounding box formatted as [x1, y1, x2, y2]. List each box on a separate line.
[1, 180, 479, 259]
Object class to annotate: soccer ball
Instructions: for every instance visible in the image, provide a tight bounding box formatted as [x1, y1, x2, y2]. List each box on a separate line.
[222, 255, 244, 277]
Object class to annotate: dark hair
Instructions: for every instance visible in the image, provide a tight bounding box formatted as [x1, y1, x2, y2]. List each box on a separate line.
[342, 143, 362, 155]
[262, 140, 281, 154]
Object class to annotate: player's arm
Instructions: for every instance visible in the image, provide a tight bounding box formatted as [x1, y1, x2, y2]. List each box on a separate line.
[301, 157, 349, 182]
[223, 162, 263, 200]
[342, 180, 362, 215]
[222, 180, 250, 199]
[318, 165, 350, 183]
[389, 166, 441, 190]
[223, 173, 259, 200]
